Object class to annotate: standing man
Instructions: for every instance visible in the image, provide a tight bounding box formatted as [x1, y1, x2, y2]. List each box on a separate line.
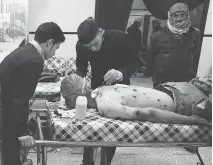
[0, 22, 65, 165]
[76, 17, 137, 165]
[144, 3, 200, 87]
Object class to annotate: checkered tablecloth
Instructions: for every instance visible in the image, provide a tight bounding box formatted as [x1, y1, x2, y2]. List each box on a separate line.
[48, 101, 212, 143]
[33, 78, 63, 98]
[44, 57, 92, 86]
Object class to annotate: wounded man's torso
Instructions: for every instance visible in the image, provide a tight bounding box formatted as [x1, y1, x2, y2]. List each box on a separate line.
[95, 85, 176, 115]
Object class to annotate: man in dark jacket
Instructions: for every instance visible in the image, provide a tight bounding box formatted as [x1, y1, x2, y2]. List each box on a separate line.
[144, 3, 200, 87]
[0, 22, 65, 165]
[76, 17, 137, 165]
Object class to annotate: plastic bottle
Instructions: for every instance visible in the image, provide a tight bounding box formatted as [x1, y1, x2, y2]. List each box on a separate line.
[75, 95, 87, 120]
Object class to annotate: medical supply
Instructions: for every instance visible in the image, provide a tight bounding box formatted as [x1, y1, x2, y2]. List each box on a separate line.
[75, 77, 87, 120]
[75, 95, 87, 120]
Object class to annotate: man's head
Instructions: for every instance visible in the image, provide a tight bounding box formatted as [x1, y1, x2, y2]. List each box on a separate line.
[60, 74, 92, 108]
[152, 19, 161, 31]
[34, 22, 66, 60]
[77, 17, 104, 51]
[133, 18, 142, 28]
[167, 3, 191, 34]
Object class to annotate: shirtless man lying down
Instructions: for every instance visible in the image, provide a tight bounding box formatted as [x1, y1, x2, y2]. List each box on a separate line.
[60, 74, 212, 127]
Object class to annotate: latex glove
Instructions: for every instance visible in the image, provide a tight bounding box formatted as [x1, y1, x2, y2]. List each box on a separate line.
[104, 69, 123, 85]
[18, 135, 35, 147]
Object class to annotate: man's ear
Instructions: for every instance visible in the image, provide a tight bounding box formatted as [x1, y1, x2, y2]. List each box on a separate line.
[47, 39, 54, 48]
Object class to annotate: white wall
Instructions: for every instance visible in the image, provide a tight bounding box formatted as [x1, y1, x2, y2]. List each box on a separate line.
[196, 0, 212, 77]
[27, 0, 95, 59]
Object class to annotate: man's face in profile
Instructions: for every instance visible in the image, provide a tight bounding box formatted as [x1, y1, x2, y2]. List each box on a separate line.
[83, 31, 103, 52]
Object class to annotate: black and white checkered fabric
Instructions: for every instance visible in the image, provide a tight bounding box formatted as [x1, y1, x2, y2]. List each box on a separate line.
[45, 57, 66, 76]
[48, 101, 212, 143]
[44, 57, 92, 86]
[33, 78, 63, 98]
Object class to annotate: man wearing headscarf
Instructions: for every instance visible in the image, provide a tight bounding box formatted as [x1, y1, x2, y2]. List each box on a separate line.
[144, 3, 201, 87]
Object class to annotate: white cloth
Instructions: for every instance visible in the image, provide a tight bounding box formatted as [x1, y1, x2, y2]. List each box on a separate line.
[29, 40, 45, 61]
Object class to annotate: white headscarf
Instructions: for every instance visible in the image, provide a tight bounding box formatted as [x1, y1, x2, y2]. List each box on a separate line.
[167, 3, 191, 34]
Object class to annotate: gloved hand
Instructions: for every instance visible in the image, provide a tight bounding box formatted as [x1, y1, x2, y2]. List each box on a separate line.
[104, 69, 123, 85]
[18, 135, 35, 147]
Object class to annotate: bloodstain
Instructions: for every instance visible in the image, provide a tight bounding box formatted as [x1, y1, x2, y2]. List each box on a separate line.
[132, 95, 137, 99]
[133, 89, 137, 92]
[157, 99, 160, 102]
[143, 93, 146, 95]
[136, 111, 140, 116]
[164, 105, 167, 108]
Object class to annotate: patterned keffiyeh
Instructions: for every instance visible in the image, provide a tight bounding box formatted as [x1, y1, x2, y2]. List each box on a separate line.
[167, 3, 191, 34]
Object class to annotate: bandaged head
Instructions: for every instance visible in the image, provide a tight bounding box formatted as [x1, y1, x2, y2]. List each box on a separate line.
[61, 74, 84, 96]
[167, 3, 191, 34]
[60, 74, 87, 108]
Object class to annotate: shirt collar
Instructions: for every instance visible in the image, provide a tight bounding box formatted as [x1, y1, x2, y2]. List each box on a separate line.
[29, 40, 45, 61]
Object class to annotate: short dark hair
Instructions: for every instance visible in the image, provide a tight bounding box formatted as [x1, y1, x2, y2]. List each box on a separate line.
[34, 22, 66, 44]
[77, 17, 100, 44]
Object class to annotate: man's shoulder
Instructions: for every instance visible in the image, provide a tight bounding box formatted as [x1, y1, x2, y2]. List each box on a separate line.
[150, 28, 165, 40]
[106, 30, 127, 37]
[105, 30, 129, 44]
[189, 27, 201, 36]
[8, 43, 43, 64]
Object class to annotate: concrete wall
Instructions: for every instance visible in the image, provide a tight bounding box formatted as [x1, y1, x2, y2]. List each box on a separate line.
[196, 0, 212, 77]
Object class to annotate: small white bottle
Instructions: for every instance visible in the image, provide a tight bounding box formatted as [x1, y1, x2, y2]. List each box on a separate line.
[75, 95, 87, 120]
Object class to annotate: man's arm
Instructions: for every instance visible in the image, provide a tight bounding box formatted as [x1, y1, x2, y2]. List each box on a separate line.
[144, 32, 159, 77]
[11, 61, 43, 137]
[76, 42, 88, 78]
[117, 34, 138, 82]
[0, 59, 16, 84]
[192, 28, 201, 73]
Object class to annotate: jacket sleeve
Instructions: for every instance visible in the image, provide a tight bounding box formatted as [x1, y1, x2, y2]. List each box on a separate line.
[192, 28, 201, 73]
[144, 31, 159, 77]
[0, 59, 16, 84]
[117, 33, 138, 82]
[10, 61, 43, 137]
[76, 42, 89, 78]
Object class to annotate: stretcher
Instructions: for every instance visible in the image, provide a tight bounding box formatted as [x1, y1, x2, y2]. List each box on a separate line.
[30, 98, 211, 165]
[29, 57, 212, 165]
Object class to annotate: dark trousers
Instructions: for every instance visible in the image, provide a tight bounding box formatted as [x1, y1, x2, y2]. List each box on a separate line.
[2, 133, 21, 165]
[82, 147, 116, 165]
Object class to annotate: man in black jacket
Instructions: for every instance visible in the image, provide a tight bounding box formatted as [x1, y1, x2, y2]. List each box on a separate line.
[0, 22, 65, 165]
[76, 17, 137, 165]
[144, 3, 200, 87]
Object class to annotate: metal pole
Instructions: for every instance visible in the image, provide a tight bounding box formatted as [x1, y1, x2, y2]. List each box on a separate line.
[42, 146, 47, 165]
